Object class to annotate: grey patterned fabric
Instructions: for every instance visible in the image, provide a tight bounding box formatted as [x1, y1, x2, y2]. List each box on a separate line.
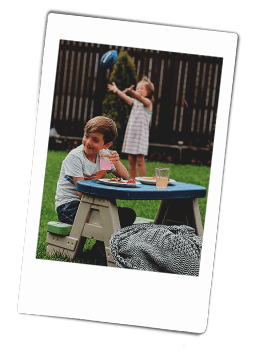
[109, 224, 202, 276]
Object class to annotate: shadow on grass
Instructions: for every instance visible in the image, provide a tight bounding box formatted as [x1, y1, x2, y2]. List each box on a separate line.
[36, 239, 107, 267]
[38, 250, 108, 267]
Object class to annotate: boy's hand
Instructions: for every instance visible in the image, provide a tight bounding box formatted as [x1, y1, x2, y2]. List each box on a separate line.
[100, 151, 129, 179]
[108, 151, 120, 166]
[100, 151, 120, 166]
[83, 173, 96, 180]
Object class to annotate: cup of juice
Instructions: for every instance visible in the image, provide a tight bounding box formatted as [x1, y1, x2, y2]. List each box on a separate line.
[155, 168, 169, 189]
[99, 149, 112, 170]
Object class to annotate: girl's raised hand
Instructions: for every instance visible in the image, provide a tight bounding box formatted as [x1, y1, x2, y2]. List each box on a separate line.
[108, 82, 118, 93]
[123, 85, 135, 95]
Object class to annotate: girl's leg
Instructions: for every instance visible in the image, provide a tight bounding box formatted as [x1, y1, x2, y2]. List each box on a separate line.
[136, 155, 146, 177]
[128, 154, 137, 179]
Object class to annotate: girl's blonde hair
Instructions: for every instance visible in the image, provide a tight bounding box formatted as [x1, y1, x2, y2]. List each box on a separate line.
[139, 76, 155, 103]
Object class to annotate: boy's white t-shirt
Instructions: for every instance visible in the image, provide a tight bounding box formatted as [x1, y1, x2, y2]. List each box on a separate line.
[55, 144, 116, 210]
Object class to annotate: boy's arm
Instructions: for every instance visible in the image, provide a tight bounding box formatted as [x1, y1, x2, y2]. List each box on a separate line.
[73, 173, 97, 198]
[108, 82, 134, 106]
[73, 177, 85, 198]
[124, 85, 152, 109]
[113, 162, 129, 180]
[109, 151, 129, 180]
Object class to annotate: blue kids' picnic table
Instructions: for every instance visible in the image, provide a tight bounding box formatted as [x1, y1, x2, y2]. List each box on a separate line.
[46, 179, 206, 266]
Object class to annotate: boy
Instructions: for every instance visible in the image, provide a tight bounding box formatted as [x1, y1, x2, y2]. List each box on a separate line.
[55, 116, 136, 258]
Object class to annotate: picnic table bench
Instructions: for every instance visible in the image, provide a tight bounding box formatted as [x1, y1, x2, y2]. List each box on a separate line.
[46, 180, 206, 266]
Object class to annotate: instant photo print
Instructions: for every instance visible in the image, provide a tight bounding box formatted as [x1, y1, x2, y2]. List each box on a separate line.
[18, 13, 237, 333]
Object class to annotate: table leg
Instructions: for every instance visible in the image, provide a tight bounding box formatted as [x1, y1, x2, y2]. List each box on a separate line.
[47, 194, 121, 265]
[69, 195, 120, 267]
[46, 194, 92, 259]
[93, 197, 120, 267]
[78, 195, 120, 266]
[154, 198, 204, 235]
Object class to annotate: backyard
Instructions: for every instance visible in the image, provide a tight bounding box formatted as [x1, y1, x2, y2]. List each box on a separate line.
[36, 150, 210, 265]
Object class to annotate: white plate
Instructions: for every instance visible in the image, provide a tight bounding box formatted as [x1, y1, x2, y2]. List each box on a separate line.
[135, 177, 176, 185]
[98, 178, 141, 188]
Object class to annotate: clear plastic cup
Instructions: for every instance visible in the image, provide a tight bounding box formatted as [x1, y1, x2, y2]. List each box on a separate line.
[155, 168, 169, 189]
[99, 149, 112, 170]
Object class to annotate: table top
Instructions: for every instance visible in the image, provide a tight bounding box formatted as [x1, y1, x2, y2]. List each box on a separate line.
[76, 180, 206, 200]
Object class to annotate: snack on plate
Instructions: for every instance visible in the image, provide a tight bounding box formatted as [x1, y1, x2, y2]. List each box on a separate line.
[109, 177, 124, 183]
[127, 179, 136, 184]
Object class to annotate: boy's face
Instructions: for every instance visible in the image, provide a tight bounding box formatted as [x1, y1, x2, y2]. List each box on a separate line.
[82, 132, 112, 160]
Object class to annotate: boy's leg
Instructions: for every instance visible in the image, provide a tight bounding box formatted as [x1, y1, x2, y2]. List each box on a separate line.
[117, 207, 136, 228]
[136, 154, 146, 177]
[57, 200, 90, 258]
[57, 201, 80, 225]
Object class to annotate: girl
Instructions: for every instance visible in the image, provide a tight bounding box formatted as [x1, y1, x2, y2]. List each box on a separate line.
[108, 76, 155, 179]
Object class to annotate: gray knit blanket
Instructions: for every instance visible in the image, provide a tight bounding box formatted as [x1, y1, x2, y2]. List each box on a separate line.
[109, 224, 202, 276]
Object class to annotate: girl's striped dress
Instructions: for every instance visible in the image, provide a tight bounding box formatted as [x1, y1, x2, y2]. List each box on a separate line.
[122, 100, 152, 156]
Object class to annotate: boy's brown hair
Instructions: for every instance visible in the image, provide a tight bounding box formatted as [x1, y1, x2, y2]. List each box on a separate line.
[139, 76, 155, 103]
[84, 116, 118, 144]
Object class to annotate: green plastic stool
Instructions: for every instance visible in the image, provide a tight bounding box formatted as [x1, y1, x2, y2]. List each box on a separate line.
[47, 221, 72, 236]
[134, 217, 154, 225]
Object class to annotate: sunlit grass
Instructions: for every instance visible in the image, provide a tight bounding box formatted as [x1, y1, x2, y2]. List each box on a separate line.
[36, 150, 210, 265]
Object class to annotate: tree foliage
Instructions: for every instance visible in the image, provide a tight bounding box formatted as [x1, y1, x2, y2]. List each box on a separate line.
[102, 51, 138, 151]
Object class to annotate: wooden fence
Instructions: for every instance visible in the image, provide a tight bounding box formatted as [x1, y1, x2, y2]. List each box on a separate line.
[51, 40, 223, 157]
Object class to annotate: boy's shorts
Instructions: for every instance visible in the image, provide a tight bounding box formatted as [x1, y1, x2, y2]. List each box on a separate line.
[57, 200, 136, 228]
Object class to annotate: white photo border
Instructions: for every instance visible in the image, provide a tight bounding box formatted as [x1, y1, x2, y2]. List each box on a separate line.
[18, 13, 238, 333]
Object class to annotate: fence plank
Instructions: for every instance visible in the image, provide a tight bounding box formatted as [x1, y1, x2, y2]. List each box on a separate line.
[50, 40, 222, 152]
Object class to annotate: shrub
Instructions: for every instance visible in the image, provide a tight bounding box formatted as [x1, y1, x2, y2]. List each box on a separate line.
[102, 51, 138, 151]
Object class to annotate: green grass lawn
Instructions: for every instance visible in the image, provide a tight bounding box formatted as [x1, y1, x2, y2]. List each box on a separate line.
[36, 150, 210, 265]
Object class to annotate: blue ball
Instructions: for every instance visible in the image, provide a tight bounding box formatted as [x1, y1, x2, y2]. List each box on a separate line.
[100, 50, 118, 68]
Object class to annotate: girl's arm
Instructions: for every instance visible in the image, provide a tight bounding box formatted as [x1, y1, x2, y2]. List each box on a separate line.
[124, 85, 152, 109]
[108, 82, 134, 106]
